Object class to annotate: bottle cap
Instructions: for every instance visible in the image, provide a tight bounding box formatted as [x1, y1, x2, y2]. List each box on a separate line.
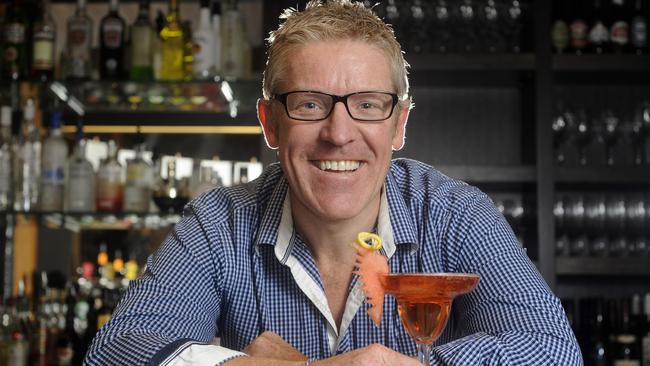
[0, 106, 11, 127]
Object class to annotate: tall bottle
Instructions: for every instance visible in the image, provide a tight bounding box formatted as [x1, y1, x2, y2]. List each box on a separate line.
[99, 0, 126, 79]
[570, 0, 589, 55]
[65, 0, 93, 80]
[40, 111, 68, 211]
[66, 128, 95, 212]
[0, 106, 13, 210]
[159, 0, 184, 81]
[14, 99, 41, 212]
[211, 0, 222, 77]
[96, 140, 123, 212]
[551, 1, 570, 53]
[589, 0, 611, 53]
[642, 293, 650, 366]
[221, 0, 247, 79]
[182, 20, 194, 80]
[2, 0, 29, 81]
[7, 297, 29, 366]
[610, 0, 630, 53]
[129, 0, 154, 81]
[193, 0, 215, 80]
[31, 0, 56, 82]
[123, 143, 152, 213]
[631, 0, 647, 54]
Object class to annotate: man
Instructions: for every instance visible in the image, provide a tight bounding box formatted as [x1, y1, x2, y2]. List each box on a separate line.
[85, 1, 582, 365]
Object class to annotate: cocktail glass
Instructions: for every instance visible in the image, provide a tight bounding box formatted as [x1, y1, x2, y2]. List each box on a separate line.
[382, 273, 480, 365]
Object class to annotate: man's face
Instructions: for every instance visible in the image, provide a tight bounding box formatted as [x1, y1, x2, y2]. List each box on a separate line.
[258, 40, 409, 223]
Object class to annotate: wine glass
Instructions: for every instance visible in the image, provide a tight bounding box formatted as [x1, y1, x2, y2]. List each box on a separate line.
[384, 273, 480, 364]
[599, 109, 621, 166]
[552, 103, 575, 165]
[572, 109, 592, 166]
[584, 193, 607, 257]
[631, 101, 650, 165]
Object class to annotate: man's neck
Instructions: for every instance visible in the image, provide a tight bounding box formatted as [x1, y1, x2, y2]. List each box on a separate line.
[289, 193, 380, 263]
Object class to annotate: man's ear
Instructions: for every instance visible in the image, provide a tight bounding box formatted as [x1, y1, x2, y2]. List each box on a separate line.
[257, 98, 279, 149]
[391, 101, 410, 151]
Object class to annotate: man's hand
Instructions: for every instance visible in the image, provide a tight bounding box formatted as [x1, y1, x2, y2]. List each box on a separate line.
[313, 344, 422, 366]
[243, 331, 308, 361]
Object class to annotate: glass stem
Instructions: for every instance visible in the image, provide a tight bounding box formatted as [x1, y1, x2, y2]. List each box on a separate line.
[417, 343, 431, 365]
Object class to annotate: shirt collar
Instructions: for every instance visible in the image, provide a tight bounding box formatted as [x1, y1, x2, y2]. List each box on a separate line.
[254, 163, 420, 257]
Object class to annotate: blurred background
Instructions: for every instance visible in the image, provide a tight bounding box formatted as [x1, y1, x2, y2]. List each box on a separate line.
[0, 0, 649, 364]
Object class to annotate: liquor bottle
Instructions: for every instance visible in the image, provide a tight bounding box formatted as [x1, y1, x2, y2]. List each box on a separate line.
[123, 143, 152, 213]
[7, 297, 29, 366]
[631, 0, 647, 54]
[611, 298, 642, 366]
[589, 0, 611, 53]
[642, 293, 650, 366]
[211, 0, 222, 76]
[96, 140, 123, 212]
[182, 20, 193, 80]
[0, 106, 13, 210]
[2, 0, 29, 81]
[584, 298, 609, 366]
[99, 0, 126, 79]
[193, 0, 215, 80]
[96, 290, 113, 330]
[14, 99, 41, 212]
[54, 283, 77, 366]
[610, 0, 631, 53]
[129, 0, 154, 81]
[65, 0, 93, 80]
[551, 1, 570, 53]
[152, 10, 166, 80]
[570, 0, 590, 55]
[221, 0, 246, 79]
[66, 128, 95, 212]
[40, 111, 68, 212]
[30, 274, 49, 366]
[31, 0, 56, 82]
[159, 0, 184, 81]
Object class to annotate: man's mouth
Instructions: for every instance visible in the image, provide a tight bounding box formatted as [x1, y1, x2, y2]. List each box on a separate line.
[315, 160, 361, 172]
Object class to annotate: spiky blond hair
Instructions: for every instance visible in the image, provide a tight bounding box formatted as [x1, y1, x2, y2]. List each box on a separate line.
[262, 0, 410, 101]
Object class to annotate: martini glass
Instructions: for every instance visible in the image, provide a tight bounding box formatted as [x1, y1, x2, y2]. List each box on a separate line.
[382, 273, 480, 365]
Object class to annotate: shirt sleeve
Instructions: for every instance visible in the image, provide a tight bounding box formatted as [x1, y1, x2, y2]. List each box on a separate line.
[83, 205, 240, 365]
[430, 191, 582, 365]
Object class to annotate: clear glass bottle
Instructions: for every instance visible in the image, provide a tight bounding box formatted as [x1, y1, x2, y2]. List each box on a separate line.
[192, 0, 214, 80]
[95, 140, 123, 212]
[14, 99, 41, 212]
[66, 129, 95, 212]
[123, 143, 152, 213]
[129, 0, 154, 81]
[40, 112, 68, 212]
[66, 0, 93, 80]
[31, 0, 56, 82]
[0, 106, 13, 210]
[220, 0, 247, 79]
[211, 0, 222, 77]
[159, 0, 184, 81]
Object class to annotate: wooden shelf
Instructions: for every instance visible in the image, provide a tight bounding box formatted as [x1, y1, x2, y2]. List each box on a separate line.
[556, 257, 650, 276]
[553, 55, 650, 71]
[555, 166, 650, 184]
[408, 53, 536, 71]
[436, 165, 536, 183]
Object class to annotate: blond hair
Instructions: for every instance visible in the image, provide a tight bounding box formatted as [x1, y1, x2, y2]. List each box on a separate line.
[262, 0, 410, 101]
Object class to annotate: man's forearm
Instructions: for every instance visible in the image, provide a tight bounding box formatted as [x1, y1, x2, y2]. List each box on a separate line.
[224, 357, 304, 366]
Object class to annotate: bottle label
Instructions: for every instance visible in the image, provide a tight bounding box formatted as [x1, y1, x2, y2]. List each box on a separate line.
[3, 46, 18, 62]
[614, 361, 640, 366]
[123, 186, 150, 212]
[193, 32, 214, 74]
[68, 171, 95, 211]
[570, 20, 589, 50]
[42, 167, 65, 185]
[4, 23, 25, 43]
[632, 18, 648, 48]
[590, 22, 610, 45]
[131, 26, 153, 67]
[69, 23, 90, 48]
[102, 19, 123, 49]
[611, 21, 630, 45]
[33, 39, 54, 70]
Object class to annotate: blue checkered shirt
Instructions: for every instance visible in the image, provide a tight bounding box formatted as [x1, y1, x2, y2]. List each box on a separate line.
[85, 159, 582, 365]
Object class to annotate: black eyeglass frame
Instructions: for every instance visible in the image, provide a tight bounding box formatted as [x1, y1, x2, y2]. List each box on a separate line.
[271, 90, 400, 122]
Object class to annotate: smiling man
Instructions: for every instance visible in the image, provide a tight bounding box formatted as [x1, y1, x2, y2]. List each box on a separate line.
[85, 1, 581, 365]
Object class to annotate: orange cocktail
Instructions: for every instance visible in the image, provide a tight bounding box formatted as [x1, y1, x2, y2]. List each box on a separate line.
[383, 273, 479, 345]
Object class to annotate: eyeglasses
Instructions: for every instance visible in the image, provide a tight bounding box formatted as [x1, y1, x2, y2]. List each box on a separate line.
[272, 91, 399, 122]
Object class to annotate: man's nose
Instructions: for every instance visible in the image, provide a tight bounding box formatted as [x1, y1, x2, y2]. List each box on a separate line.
[319, 101, 356, 146]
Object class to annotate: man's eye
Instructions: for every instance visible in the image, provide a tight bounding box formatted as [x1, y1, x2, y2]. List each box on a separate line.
[295, 101, 322, 110]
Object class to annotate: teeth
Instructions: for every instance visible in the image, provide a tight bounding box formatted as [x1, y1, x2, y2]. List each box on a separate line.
[316, 160, 360, 171]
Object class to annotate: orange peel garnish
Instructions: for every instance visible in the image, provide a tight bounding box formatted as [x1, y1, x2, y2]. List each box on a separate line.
[356, 232, 382, 251]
